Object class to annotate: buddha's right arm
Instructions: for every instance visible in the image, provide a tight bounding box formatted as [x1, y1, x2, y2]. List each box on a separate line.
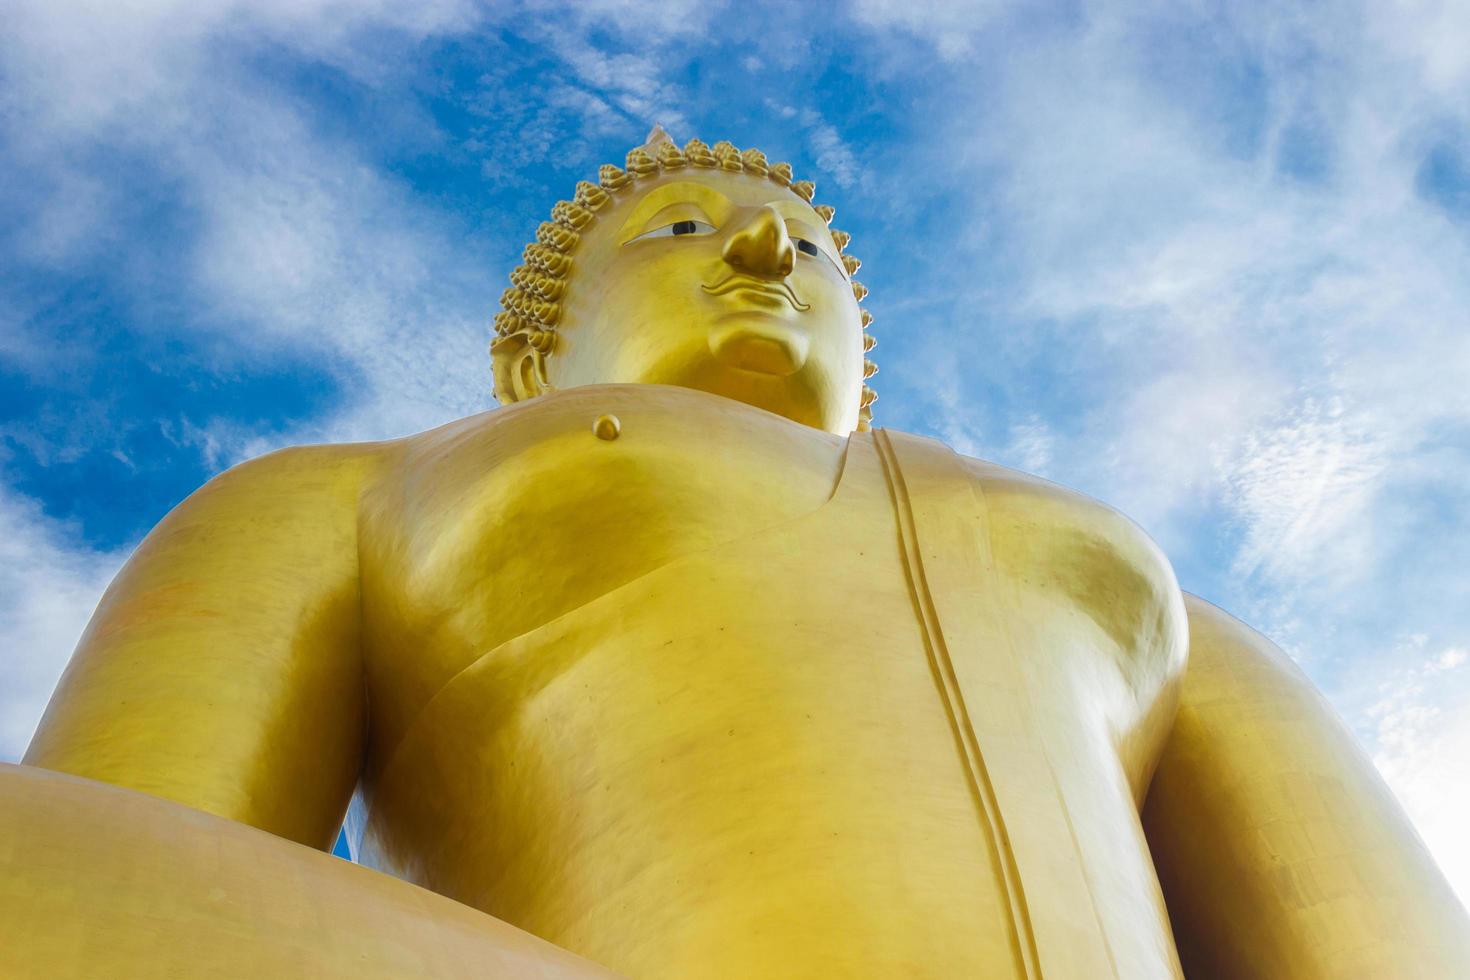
[22, 442, 379, 849]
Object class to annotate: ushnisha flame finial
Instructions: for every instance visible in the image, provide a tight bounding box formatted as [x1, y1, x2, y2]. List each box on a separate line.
[641, 123, 677, 153]
[492, 126, 877, 430]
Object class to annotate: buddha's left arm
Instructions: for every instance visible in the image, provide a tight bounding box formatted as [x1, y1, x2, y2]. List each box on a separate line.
[1142, 594, 1470, 978]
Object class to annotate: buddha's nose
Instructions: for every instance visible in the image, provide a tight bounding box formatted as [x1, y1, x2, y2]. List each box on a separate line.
[721, 205, 795, 278]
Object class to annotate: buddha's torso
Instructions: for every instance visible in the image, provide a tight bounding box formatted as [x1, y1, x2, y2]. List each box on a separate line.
[353, 384, 1190, 979]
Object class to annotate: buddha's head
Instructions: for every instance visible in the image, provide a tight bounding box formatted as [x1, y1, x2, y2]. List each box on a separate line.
[490, 127, 876, 433]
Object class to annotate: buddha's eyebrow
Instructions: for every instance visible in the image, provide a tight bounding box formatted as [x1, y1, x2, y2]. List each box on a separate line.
[616, 181, 737, 240]
[764, 201, 822, 224]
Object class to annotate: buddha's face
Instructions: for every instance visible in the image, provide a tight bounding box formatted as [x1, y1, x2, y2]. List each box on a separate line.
[542, 170, 865, 433]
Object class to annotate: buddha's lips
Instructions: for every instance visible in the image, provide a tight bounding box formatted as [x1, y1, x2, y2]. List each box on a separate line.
[701, 273, 811, 312]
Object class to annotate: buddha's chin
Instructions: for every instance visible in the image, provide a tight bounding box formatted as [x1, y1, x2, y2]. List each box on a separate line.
[707, 317, 809, 377]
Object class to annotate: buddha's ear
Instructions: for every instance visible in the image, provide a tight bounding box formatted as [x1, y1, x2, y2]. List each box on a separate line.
[491, 333, 554, 403]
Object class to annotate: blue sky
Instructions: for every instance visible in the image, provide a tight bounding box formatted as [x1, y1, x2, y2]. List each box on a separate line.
[4, 0, 1469, 899]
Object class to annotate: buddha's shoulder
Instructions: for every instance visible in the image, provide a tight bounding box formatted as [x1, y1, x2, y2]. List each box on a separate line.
[931, 442, 1184, 620]
[181, 438, 389, 511]
[961, 453, 1160, 550]
[941, 442, 1189, 679]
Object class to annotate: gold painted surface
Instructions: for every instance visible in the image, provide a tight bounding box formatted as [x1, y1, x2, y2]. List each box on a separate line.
[0, 763, 618, 978]
[1144, 596, 1470, 979]
[25, 440, 379, 849]
[350, 394, 1190, 978]
[12, 128, 1469, 977]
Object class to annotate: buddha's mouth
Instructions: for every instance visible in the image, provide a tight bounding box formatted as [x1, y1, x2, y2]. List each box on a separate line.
[701, 273, 811, 312]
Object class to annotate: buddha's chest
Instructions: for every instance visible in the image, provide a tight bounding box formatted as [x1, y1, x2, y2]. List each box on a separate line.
[357, 385, 853, 755]
[359, 385, 1182, 768]
[356, 390, 1189, 978]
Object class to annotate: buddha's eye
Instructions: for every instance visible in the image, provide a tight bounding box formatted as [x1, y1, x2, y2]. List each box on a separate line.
[794, 238, 821, 257]
[629, 218, 716, 243]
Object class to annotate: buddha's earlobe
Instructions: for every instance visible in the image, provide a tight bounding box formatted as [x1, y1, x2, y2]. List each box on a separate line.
[491, 334, 555, 403]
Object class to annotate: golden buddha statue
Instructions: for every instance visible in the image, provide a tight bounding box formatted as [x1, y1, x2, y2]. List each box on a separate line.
[4, 127, 1467, 979]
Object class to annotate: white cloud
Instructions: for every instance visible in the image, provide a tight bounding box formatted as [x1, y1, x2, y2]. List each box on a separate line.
[806, 118, 862, 191]
[526, 0, 717, 45]
[886, 0, 1470, 613]
[3, 0, 498, 444]
[1368, 0, 1470, 96]
[1224, 398, 1388, 589]
[1005, 415, 1053, 473]
[0, 0, 478, 136]
[851, 0, 1014, 60]
[762, 102, 866, 192]
[535, 37, 692, 133]
[0, 489, 127, 762]
[1361, 637, 1470, 907]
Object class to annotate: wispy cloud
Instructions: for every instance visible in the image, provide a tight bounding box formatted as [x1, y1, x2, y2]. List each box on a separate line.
[4, 0, 496, 441]
[880, 0, 1470, 626]
[764, 102, 866, 191]
[1225, 398, 1387, 589]
[0, 488, 127, 760]
[851, 0, 1016, 60]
